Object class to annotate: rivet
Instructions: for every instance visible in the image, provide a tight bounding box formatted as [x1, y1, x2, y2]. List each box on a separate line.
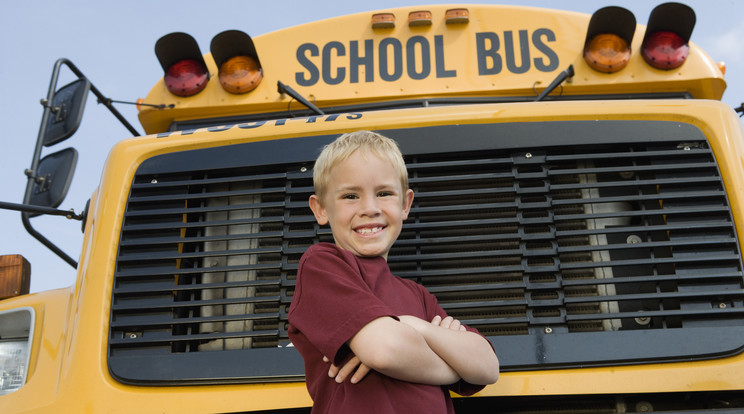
[626, 234, 642, 244]
[151, 178, 158, 184]
[525, 152, 533, 159]
[544, 327, 552, 334]
[301, 167, 308, 173]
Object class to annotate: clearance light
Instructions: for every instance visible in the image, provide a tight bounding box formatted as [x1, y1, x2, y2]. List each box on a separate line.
[445, 8, 469, 24]
[718, 61, 726, 75]
[372, 13, 395, 29]
[155, 32, 210, 97]
[218, 55, 263, 94]
[641, 31, 688, 69]
[210, 30, 263, 94]
[408, 10, 432, 26]
[164, 59, 209, 97]
[583, 6, 636, 73]
[641, 3, 696, 70]
[584, 34, 631, 73]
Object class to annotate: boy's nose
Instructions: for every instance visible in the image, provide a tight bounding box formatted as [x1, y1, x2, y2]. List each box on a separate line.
[359, 195, 382, 216]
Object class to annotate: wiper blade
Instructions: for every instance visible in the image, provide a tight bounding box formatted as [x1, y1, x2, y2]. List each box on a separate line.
[277, 81, 325, 115]
[535, 64, 575, 102]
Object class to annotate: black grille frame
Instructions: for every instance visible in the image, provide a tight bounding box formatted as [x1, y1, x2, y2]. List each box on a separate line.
[108, 121, 744, 385]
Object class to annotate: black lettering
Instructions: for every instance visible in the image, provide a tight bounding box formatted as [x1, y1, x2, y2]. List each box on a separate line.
[379, 38, 403, 82]
[532, 29, 559, 72]
[238, 121, 266, 129]
[350, 40, 374, 83]
[406, 36, 430, 80]
[434, 35, 456, 78]
[346, 113, 363, 120]
[305, 116, 322, 123]
[207, 125, 232, 132]
[476, 32, 502, 75]
[275, 119, 287, 126]
[322, 41, 346, 85]
[295, 43, 320, 86]
[156, 132, 172, 138]
[504, 30, 530, 74]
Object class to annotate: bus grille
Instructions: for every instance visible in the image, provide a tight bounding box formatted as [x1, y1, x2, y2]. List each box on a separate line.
[108, 122, 744, 384]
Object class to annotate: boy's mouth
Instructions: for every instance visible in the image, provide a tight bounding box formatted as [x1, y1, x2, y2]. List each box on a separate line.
[354, 225, 385, 235]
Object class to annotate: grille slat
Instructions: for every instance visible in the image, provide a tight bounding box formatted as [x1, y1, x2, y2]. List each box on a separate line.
[109, 123, 744, 384]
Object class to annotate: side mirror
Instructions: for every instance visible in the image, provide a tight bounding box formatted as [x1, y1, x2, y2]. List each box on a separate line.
[27, 148, 78, 214]
[43, 78, 90, 147]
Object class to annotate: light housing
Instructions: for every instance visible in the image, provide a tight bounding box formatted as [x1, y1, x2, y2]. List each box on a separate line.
[0, 308, 34, 395]
[641, 3, 696, 70]
[445, 8, 469, 24]
[164, 59, 209, 97]
[371, 13, 395, 29]
[210, 30, 263, 94]
[583, 6, 636, 73]
[155, 32, 210, 97]
[408, 10, 432, 26]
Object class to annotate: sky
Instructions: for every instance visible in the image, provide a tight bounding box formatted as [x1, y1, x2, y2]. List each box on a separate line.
[2, 0, 744, 294]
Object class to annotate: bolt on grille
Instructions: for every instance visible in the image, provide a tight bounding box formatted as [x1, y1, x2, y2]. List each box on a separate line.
[108, 122, 744, 384]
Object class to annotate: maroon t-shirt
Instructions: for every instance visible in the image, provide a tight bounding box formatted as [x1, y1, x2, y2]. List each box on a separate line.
[288, 243, 485, 414]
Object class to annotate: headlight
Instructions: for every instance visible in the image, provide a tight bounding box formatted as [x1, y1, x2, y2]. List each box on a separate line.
[0, 308, 34, 395]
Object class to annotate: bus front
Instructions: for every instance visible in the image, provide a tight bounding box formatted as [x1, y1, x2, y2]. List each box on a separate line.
[5, 4, 744, 413]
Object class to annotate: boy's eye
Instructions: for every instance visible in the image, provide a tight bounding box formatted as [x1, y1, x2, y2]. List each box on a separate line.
[341, 193, 358, 200]
[377, 191, 393, 197]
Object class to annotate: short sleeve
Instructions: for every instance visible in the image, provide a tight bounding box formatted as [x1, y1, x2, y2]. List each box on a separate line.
[290, 244, 396, 363]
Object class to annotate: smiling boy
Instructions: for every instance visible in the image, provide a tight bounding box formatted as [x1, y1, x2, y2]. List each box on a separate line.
[288, 130, 499, 414]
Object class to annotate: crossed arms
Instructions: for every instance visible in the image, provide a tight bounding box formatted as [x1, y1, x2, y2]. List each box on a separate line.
[328, 314, 500, 386]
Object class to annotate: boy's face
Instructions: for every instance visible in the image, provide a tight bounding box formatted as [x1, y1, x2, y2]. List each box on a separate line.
[309, 150, 414, 259]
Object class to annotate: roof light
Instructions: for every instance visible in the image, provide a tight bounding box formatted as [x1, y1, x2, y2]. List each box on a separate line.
[641, 31, 689, 69]
[210, 30, 263, 94]
[445, 8, 469, 24]
[408, 10, 432, 26]
[218, 55, 262, 94]
[584, 34, 631, 73]
[155, 32, 210, 97]
[583, 6, 636, 73]
[372, 13, 395, 29]
[164, 59, 209, 97]
[641, 3, 696, 70]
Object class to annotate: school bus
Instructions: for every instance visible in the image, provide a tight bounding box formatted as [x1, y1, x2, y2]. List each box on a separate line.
[1, 3, 744, 413]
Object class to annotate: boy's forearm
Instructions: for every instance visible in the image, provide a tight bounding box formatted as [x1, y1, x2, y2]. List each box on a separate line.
[399, 315, 500, 385]
[348, 317, 460, 385]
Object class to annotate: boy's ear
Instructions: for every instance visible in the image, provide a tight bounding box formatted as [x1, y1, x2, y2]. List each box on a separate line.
[401, 189, 414, 220]
[309, 194, 329, 225]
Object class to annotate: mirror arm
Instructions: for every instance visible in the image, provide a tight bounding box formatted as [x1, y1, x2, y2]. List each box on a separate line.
[21, 211, 78, 268]
[0, 201, 83, 221]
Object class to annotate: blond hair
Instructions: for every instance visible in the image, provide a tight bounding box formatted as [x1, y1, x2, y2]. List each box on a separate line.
[313, 130, 409, 200]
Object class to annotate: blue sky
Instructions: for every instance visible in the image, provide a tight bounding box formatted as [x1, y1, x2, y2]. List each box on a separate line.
[2, 0, 743, 293]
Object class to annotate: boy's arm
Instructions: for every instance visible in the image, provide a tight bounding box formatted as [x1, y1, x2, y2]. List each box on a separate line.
[399, 315, 500, 385]
[348, 316, 461, 385]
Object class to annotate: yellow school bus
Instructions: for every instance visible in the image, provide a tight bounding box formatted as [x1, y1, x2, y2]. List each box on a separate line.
[2, 3, 744, 413]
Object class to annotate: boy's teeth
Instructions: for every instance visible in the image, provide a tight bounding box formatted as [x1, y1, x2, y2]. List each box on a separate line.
[357, 227, 382, 234]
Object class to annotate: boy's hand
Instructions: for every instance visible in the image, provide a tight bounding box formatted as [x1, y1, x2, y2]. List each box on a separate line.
[431, 315, 467, 331]
[323, 355, 371, 384]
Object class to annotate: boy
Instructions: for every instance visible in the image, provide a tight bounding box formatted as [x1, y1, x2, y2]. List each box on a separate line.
[288, 130, 499, 413]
